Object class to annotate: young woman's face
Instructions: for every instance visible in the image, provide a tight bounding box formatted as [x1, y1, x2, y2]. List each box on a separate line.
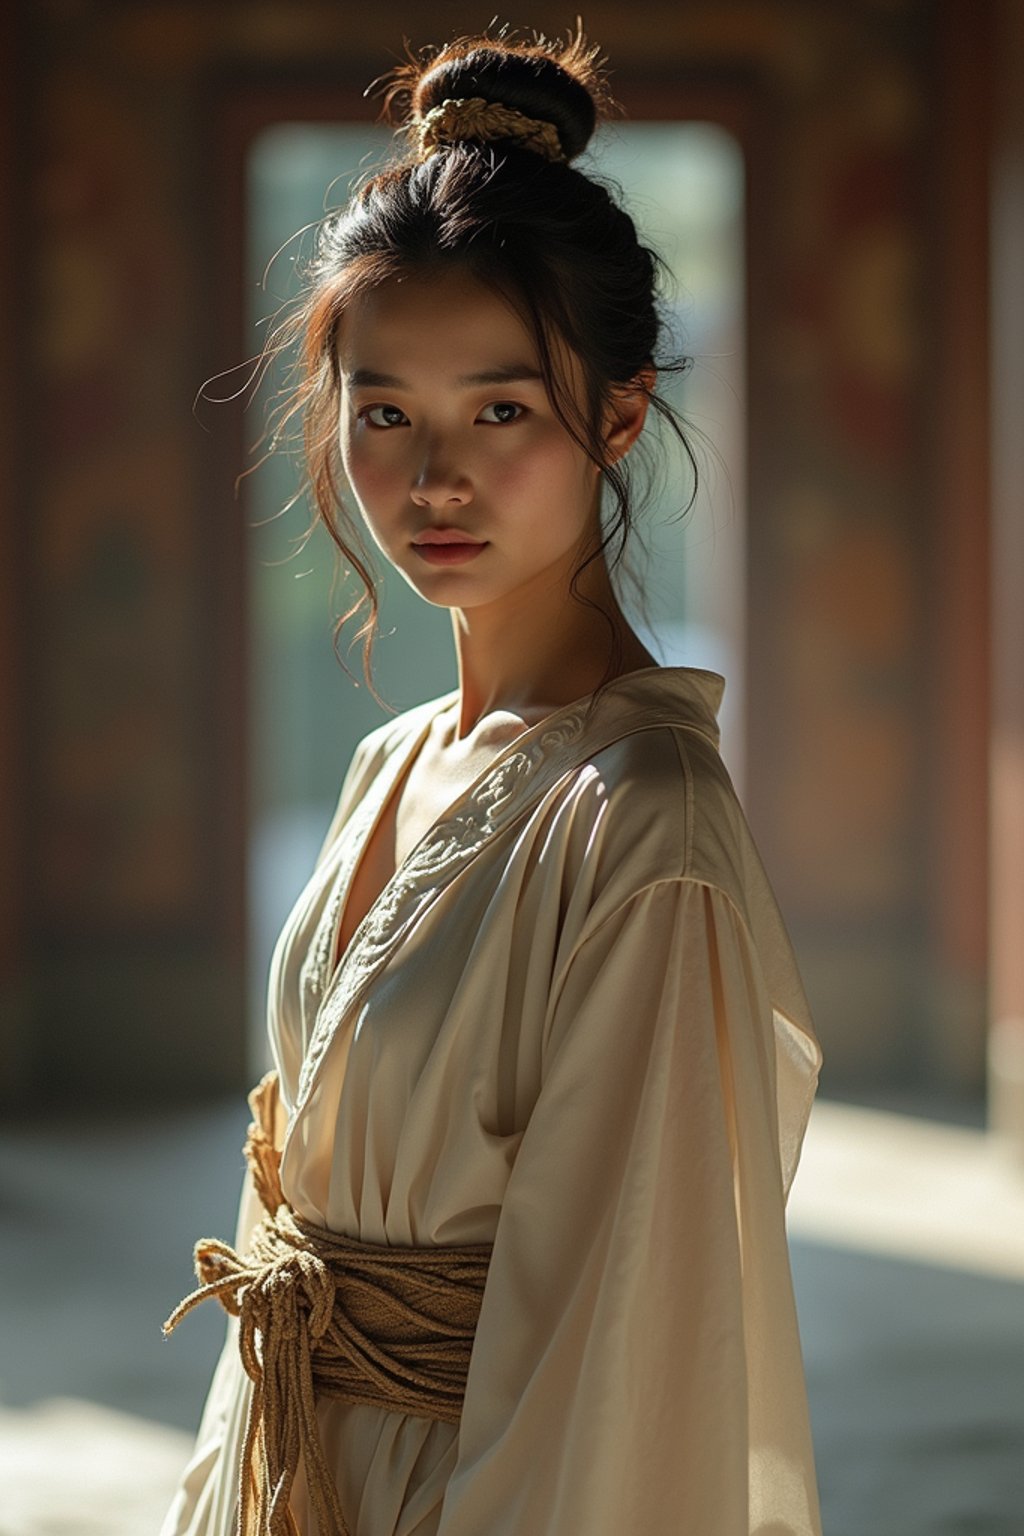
[335, 267, 604, 611]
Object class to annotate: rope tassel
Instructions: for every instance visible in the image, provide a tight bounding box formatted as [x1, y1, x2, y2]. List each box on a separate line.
[163, 1071, 492, 1536]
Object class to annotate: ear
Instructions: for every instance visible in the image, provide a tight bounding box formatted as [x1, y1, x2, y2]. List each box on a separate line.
[601, 366, 657, 465]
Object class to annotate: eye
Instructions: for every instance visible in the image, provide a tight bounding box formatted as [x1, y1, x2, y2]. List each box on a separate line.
[478, 401, 525, 425]
[361, 404, 408, 429]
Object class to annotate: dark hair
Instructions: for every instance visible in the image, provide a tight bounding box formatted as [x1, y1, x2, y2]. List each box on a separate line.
[249, 21, 700, 708]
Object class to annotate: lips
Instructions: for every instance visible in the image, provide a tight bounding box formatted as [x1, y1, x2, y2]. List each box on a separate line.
[411, 535, 488, 567]
[412, 528, 485, 546]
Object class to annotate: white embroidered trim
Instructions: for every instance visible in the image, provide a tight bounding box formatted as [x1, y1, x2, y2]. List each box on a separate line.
[292, 709, 590, 1115]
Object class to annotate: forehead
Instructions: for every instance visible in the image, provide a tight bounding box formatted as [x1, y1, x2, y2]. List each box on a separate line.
[337, 269, 535, 368]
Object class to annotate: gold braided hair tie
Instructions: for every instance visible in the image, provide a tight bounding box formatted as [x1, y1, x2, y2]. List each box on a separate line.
[413, 96, 566, 163]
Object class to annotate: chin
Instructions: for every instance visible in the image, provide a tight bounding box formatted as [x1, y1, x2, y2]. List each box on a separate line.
[396, 568, 479, 604]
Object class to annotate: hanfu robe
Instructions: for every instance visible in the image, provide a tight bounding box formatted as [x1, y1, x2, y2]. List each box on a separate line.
[160, 665, 824, 1536]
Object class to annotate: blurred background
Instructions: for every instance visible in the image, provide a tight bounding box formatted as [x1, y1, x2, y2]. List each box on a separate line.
[1, 1, 1022, 1532]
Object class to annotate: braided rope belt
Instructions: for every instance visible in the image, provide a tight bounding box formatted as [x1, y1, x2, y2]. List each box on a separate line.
[163, 1071, 493, 1536]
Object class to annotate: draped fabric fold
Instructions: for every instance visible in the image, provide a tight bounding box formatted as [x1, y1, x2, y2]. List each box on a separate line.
[164, 1071, 493, 1536]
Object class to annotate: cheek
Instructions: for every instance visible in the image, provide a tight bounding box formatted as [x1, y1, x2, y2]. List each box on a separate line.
[509, 427, 597, 521]
[341, 429, 401, 511]
[498, 423, 587, 493]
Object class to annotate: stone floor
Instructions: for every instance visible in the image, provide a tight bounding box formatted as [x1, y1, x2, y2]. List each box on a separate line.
[1, 1090, 1022, 1535]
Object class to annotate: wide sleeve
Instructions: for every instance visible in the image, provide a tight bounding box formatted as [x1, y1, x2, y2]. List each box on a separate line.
[435, 876, 823, 1536]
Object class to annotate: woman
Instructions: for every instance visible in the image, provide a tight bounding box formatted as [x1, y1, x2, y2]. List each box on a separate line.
[162, 24, 824, 1536]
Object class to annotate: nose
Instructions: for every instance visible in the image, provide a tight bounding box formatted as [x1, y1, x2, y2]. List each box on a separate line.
[410, 435, 473, 508]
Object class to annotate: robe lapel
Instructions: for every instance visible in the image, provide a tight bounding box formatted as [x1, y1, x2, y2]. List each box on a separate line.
[296, 692, 458, 1034]
[285, 668, 725, 1141]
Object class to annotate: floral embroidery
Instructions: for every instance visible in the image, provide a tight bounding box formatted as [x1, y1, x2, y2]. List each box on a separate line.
[538, 716, 591, 752]
[474, 751, 532, 812]
[291, 704, 590, 1116]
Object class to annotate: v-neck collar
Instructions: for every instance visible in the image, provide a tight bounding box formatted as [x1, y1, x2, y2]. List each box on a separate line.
[320, 663, 723, 1003]
[324, 689, 459, 997]
[286, 664, 725, 1139]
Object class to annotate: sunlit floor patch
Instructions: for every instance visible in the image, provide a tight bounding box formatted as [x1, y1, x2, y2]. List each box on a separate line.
[0, 1396, 193, 1534]
[787, 1097, 1024, 1280]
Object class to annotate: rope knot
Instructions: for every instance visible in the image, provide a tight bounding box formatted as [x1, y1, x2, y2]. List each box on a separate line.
[162, 1070, 493, 1536]
[244, 1243, 336, 1347]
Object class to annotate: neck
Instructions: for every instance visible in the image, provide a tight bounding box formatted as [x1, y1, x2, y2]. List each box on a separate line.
[446, 543, 657, 740]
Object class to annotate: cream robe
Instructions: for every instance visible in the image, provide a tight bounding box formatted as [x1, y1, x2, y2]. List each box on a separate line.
[160, 666, 824, 1536]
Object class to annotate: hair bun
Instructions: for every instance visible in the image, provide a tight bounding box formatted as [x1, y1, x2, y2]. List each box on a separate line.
[379, 23, 614, 165]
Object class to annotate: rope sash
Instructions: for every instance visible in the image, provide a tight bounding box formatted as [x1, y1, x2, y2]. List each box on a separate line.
[163, 1070, 493, 1536]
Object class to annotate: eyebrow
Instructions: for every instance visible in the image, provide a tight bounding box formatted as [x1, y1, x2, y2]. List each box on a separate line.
[345, 364, 545, 389]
